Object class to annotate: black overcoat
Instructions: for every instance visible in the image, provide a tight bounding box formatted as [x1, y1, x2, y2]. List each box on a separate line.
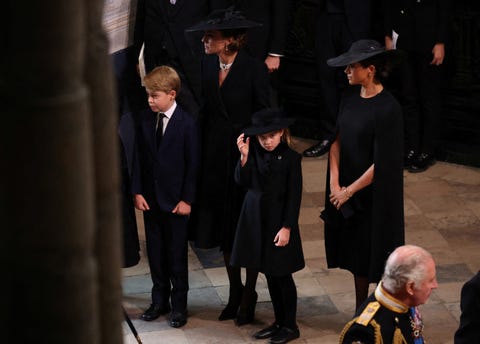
[118, 112, 140, 267]
[231, 142, 305, 276]
[455, 271, 480, 344]
[189, 51, 270, 249]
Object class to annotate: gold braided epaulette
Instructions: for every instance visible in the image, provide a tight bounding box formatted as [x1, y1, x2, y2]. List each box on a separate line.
[356, 302, 381, 326]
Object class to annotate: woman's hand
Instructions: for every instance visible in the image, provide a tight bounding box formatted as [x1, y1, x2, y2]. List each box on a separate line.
[329, 186, 352, 210]
[274, 227, 291, 247]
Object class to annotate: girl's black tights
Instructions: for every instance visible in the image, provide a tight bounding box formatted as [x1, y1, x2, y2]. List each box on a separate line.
[266, 274, 297, 329]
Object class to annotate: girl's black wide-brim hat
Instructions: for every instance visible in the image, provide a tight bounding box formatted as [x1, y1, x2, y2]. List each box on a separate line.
[185, 7, 261, 32]
[244, 108, 295, 137]
[327, 39, 390, 67]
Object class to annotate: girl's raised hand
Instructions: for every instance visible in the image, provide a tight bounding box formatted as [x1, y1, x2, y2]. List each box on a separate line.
[237, 133, 250, 157]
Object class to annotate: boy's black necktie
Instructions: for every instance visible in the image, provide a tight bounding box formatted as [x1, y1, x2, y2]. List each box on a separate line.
[156, 112, 165, 148]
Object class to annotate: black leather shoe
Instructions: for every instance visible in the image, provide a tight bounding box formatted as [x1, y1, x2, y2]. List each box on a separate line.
[409, 152, 435, 173]
[269, 326, 300, 344]
[302, 140, 330, 157]
[404, 149, 417, 169]
[169, 311, 187, 328]
[253, 323, 281, 339]
[141, 304, 170, 321]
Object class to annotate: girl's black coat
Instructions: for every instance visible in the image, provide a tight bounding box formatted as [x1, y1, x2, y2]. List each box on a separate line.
[231, 142, 305, 276]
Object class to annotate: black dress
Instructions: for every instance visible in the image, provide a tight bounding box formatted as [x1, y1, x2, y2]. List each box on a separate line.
[322, 86, 404, 282]
[231, 141, 305, 276]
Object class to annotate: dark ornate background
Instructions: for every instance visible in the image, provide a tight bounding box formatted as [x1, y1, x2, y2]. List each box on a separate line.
[279, 0, 480, 167]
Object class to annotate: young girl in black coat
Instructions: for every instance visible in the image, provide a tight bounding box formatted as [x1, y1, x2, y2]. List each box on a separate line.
[232, 108, 305, 344]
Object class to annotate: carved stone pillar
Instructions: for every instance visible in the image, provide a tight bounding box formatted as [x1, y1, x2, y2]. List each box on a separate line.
[1, 0, 122, 342]
[85, 0, 123, 342]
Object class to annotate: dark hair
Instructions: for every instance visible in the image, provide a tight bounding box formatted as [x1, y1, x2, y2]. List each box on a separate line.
[358, 54, 393, 84]
[220, 28, 247, 52]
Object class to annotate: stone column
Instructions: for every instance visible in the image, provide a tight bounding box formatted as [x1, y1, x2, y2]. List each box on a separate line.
[1, 1, 122, 343]
[85, 0, 124, 343]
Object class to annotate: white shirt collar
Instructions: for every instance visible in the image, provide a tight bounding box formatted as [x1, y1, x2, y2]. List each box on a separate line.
[162, 101, 177, 119]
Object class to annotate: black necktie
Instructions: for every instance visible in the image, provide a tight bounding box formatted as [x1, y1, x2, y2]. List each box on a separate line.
[156, 112, 165, 148]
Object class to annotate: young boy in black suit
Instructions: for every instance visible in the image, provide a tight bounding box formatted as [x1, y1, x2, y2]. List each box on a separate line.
[132, 66, 200, 328]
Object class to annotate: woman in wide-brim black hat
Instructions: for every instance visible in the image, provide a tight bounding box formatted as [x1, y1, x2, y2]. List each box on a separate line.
[186, 7, 271, 326]
[320, 39, 405, 311]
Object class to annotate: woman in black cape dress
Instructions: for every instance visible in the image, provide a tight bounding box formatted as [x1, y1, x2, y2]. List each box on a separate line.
[321, 40, 405, 311]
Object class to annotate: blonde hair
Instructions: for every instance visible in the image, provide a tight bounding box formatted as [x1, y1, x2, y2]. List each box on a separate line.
[143, 65, 181, 94]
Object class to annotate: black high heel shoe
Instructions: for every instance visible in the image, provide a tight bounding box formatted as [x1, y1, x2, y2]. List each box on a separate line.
[218, 286, 244, 321]
[235, 290, 258, 326]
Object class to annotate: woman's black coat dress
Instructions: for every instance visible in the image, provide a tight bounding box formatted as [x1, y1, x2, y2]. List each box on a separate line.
[189, 50, 270, 250]
[322, 87, 404, 282]
[231, 141, 305, 276]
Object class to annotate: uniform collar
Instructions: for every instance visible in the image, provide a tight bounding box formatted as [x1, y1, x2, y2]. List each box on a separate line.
[374, 282, 409, 313]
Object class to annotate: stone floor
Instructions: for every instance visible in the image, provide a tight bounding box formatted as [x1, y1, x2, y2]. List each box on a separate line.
[122, 137, 480, 344]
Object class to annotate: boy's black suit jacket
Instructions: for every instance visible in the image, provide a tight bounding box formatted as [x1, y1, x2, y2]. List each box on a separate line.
[131, 105, 200, 212]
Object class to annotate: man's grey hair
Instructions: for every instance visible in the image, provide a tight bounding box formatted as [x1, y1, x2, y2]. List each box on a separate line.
[381, 245, 433, 293]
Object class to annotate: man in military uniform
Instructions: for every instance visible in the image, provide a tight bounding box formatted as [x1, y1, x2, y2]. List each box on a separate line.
[340, 245, 438, 344]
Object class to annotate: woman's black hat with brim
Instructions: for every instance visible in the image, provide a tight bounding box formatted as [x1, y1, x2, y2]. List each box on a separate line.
[185, 7, 261, 32]
[244, 108, 295, 137]
[327, 39, 389, 67]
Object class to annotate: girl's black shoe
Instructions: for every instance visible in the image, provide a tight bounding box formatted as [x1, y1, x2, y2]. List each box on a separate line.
[254, 323, 281, 339]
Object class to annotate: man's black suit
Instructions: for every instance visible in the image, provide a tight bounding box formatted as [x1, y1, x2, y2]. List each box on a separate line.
[133, 0, 229, 116]
[232, 0, 293, 59]
[384, 0, 451, 156]
[132, 105, 200, 313]
[233, 0, 294, 106]
[314, 0, 374, 142]
[455, 271, 480, 344]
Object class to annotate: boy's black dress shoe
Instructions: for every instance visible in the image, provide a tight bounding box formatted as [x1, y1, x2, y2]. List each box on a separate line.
[253, 323, 281, 339]
[141, 304, 170, 321]
[269, 326, 300, 344]
[302, 140, 330, 157]
[169, 311, 187, 328]
[409, 153, 435, 173]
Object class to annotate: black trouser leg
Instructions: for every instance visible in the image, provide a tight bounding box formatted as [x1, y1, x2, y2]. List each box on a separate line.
[144, 208, 189, 311]
[418, 57, 442, 154]
[165, 214, 189, 313]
